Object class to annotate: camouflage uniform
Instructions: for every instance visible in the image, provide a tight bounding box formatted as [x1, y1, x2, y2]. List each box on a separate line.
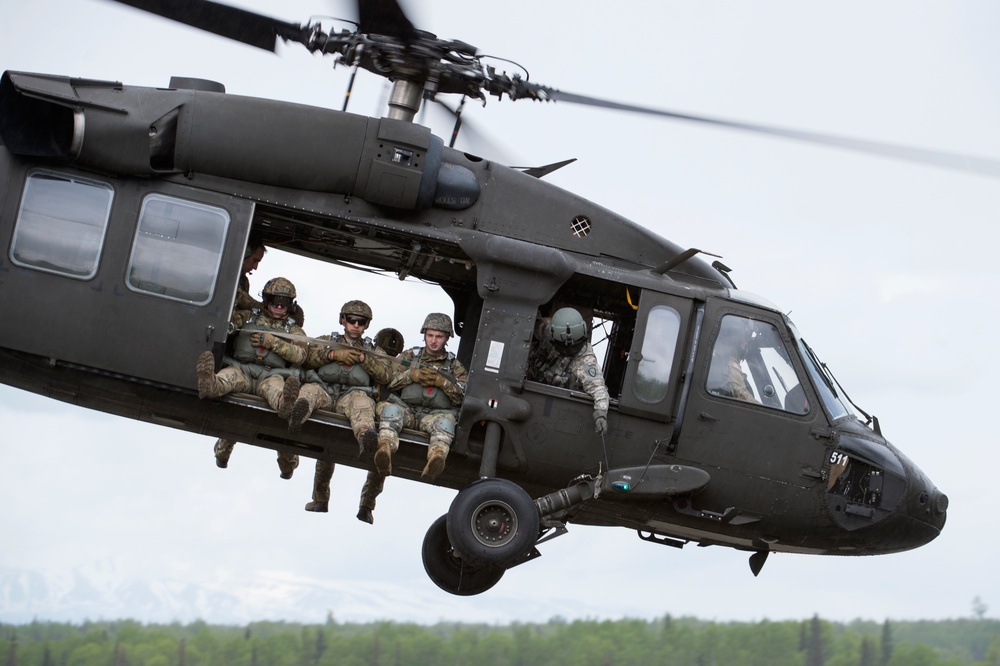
[295, 332, 392, 507]
[234, 273, 263, 312]
[198, 289, 307, 478]
[211, 240, 267, 469]
[359, 315, 467, 520]
[707, 316, 758, 404]
[527, 318, 611, 414]
[718, 358, 756, 402]
[371, 344, 467, 475]
[356, 328, 406, 524]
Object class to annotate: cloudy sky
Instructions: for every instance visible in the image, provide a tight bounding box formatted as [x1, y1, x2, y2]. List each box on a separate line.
[2, 0, 999, 625]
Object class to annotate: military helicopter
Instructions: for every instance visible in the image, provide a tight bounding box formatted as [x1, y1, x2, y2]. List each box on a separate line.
[0, 0, 966, 597]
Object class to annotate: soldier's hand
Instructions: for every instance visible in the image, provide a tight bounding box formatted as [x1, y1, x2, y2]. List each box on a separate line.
[593, 409, 608, 435]
[331, 348, 363, 365]
[412, 366, 439, 386]
[432, 373, 448, 388]
[249, 332, 274, 348]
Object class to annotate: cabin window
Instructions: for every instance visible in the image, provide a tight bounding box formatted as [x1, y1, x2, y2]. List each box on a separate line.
[633, 305, 681, 404]
[707, 314, 809, 414]
[10, 171, 113, 279]
[125, 193, 229, 304]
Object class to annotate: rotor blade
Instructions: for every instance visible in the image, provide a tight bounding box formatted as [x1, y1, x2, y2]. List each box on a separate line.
[526, 85, 1000, 178]
[356, 0, 418, 42]
[106, 0, 309, 52]
[429, 99, 519, 165]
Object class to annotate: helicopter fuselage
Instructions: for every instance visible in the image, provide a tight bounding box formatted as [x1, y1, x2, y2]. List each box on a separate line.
[0, 72, 947, 592]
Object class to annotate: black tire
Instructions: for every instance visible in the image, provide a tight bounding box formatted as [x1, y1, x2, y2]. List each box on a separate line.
[446, 478, 540, 567]
[422, 514, 505, 596]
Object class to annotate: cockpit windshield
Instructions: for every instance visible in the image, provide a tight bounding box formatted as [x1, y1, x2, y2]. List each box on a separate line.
[788, 321, 852, 421]
[707, 314, 809, 414]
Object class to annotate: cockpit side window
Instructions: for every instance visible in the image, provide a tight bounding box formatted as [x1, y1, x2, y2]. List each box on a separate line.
[10, 170, 113, 280]
[707, 314, 809, 414]
[125, 193, 230, 305]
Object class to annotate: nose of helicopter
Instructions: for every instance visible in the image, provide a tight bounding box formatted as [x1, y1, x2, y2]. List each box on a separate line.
[887, 457, 948, 552]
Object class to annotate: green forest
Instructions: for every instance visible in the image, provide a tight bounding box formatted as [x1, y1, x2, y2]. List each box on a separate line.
[3, 615, 999, 666]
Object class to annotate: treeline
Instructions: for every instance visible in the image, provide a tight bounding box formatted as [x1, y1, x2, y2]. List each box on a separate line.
[2, 615, 999, 666]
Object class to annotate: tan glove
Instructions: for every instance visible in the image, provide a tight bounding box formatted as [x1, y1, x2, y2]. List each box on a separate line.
[249, 332, 275, 349]
[412, 366, 439, 386]
[330, 348, 363, 365]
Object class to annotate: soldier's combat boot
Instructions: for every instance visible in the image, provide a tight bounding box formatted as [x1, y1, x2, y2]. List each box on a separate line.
[304, 500, 329, 513]
[357, 506, 374, 524]
[277, 454, 298, 480]
[358, 428, 378, 460]
[422, 450, 446, 482]
[288, 397, 311, 431]
[196, 351, 217, 399]
[277, 375, 300, 420]
[213, 438, 234, 469]
[374, 433, 394, 476]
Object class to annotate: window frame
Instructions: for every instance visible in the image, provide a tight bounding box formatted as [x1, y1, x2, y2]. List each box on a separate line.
[124, 192, 231, 305]
[9, 169, 114, 280]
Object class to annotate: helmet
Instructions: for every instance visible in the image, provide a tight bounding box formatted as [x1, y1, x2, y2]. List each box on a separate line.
[340, 300, 373, 321]
[421, 312, 454, 336]
[549, 307, 587, 354]
[262, 277, 296, 299]
[374, 327, 405, 356]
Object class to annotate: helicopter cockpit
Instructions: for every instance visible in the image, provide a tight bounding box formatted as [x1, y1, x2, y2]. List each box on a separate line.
[707, 314, 810, 415]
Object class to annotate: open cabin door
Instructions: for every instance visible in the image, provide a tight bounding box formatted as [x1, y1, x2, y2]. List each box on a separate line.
[0, 165, 253, 389]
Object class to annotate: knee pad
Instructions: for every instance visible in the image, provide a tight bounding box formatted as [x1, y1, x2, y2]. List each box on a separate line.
[379, 402, 405, 433]
[429, 414, 456, 438]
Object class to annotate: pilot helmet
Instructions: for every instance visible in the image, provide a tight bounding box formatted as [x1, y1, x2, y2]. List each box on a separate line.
[421, 313, 454, 337]
[549, 307, 587, 355]
[717, 315, 753, 360]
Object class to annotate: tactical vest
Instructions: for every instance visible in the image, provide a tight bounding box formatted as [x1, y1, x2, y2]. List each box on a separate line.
[400, 382, 455, 410]
[232, 311, 296, 368]
[400, 347, 457, 410]
[315, 334, 375, 387]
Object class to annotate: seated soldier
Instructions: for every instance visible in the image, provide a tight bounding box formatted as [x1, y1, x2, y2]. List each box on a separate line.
[526, 307, 611, 434]
[212, 230, 266, 469]
[359, 313, 467, 522]
[196, 277, 307, 479]
[356, 327, 405, 525]
[285, 301, 392, 513]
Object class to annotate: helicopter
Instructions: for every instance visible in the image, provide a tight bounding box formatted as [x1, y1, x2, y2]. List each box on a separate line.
[0, 0, 971, 598]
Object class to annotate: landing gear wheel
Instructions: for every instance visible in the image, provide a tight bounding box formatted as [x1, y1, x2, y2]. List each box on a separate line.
[422, 515, 504, 596]
[446, 478, 540, 567]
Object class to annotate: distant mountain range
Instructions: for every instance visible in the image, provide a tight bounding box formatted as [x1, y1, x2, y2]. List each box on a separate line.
[0, 562, 459, 624]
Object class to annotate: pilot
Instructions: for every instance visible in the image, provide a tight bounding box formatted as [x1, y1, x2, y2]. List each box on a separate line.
[707, 316, 758, 403]
[526, 307, 611, 435]
[213, 230, 267, 470]
[288, 300, 392, 513]
[358, 313, 468, 522]
[196, 277, 308, 479]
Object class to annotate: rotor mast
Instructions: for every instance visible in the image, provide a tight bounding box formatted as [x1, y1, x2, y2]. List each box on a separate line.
[386, 79, 424, 122]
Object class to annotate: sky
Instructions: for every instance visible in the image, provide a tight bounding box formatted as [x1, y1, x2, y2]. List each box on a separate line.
[2, 0, 999, 626]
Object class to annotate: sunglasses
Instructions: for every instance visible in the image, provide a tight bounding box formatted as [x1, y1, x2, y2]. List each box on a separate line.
[344, 316, 369, 326]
